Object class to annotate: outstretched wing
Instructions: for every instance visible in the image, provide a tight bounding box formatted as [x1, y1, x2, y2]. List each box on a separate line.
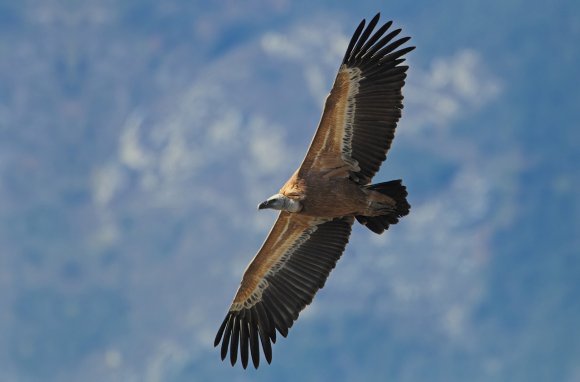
[300, 13, 414, 184]
[214, 212, 354, 368]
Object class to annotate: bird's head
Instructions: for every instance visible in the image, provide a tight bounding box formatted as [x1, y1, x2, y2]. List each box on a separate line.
[258, 193, 302, 213]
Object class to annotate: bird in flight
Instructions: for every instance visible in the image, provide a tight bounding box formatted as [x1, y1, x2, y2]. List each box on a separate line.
[214, 13, 414, 368]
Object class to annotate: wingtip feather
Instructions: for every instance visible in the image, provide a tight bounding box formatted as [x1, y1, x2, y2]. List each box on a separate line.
[229, 316, 240, 366]
[214, 314, 229, 347]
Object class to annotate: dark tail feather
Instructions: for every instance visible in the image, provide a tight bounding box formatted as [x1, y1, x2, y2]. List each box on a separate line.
[356, 179, 410, 234]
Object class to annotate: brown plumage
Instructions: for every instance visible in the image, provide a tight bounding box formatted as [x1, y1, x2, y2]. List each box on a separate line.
[214, 13, 414, 368]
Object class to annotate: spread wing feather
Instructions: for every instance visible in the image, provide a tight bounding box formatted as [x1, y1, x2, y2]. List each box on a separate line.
[300, 13, 414, 184]
[214, 213, 353, 368]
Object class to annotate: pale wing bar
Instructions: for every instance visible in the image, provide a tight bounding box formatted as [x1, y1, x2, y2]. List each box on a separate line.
[214, 216, 354, 368]
[342, 13, 415, 184]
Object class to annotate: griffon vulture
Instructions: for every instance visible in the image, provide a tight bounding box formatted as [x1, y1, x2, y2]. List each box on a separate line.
[215, 13, 414, 368]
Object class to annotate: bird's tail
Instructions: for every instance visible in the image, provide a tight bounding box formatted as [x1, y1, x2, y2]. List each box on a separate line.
[356, 180, 410, 234]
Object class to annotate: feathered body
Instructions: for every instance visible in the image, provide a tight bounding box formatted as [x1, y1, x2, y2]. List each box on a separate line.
[214, 13, 414, 369]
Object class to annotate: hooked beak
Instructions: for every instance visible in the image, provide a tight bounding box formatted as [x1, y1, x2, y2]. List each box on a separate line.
[257, 193, 286, 211]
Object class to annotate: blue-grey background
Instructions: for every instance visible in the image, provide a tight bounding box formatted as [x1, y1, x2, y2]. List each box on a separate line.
[1, 1, 578, 381]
